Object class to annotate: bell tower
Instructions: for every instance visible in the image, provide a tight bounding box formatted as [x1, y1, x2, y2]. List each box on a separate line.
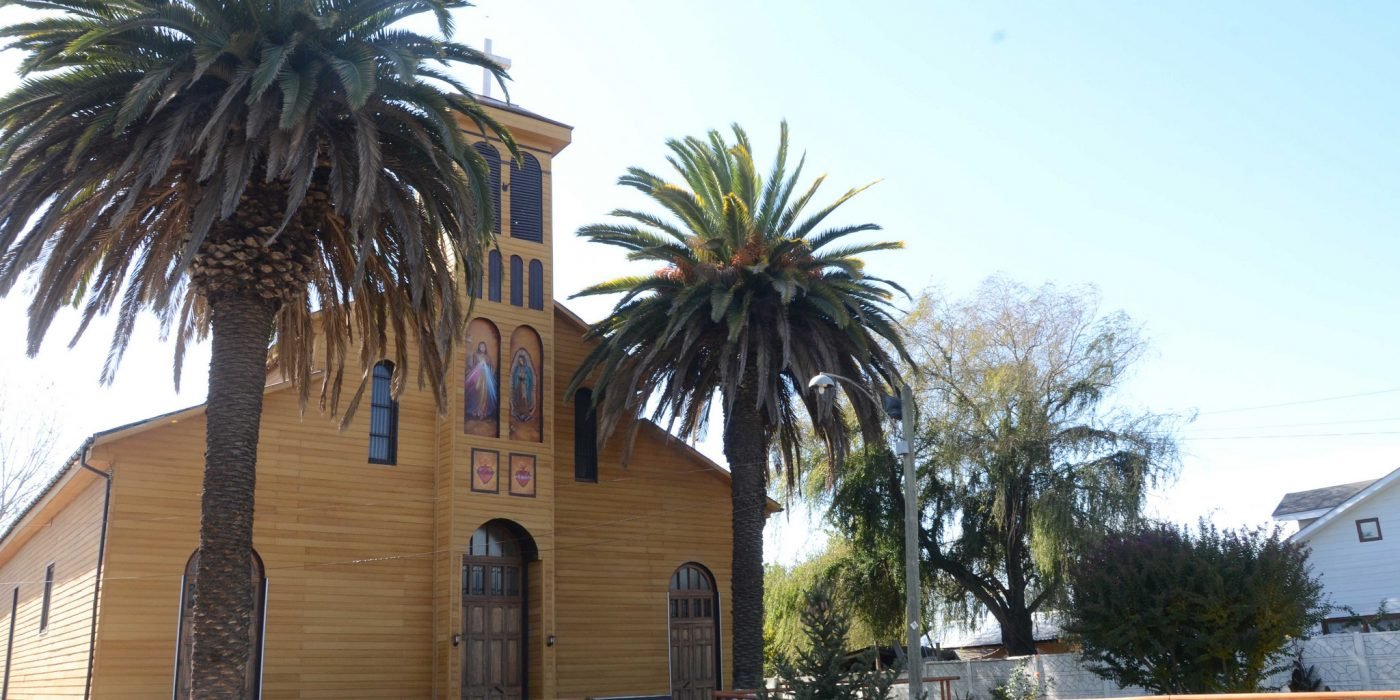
[435, 98, 572, 697]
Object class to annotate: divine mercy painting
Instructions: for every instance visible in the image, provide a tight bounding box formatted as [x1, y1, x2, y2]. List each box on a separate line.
[464, 318, 500, 437]
[508, 325, 543, 442]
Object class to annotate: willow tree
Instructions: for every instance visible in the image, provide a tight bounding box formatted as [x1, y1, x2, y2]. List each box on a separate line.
[0, 0, 511, 693]
[569, 123, 907, 686]
[830, 278, 1182, 655]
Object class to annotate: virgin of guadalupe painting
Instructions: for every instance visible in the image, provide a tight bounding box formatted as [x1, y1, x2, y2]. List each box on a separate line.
[464, 318, 500, 437]
[508, 325, 543, 442]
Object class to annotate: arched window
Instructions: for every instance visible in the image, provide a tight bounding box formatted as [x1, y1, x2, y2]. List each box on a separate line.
[669, 563, 720, 699]
[368, 361, 398, 464]
[574, 388, 597, 482]
[488, 250, 503, 303]
[473, 142, 502, 235]
[528, 259, 544, 310]
[174, 549, 266, 699]
[509, 154, 543, 243]
[507, 325, 544, 443]
[509, 255, 524, 307]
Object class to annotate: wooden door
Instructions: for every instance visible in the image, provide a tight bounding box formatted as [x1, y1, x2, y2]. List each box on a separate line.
[670, 564, 719, 700]
[463, 526, 526, 700]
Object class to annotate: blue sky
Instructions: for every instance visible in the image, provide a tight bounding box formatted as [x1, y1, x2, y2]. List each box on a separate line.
[2, 2, 1399, 564]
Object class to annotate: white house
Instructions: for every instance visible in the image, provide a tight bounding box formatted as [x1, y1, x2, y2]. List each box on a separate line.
[1272, 466, 1400, 633]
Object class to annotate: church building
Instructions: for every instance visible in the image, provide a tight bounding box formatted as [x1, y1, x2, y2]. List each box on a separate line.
[0, 101, 772, 699]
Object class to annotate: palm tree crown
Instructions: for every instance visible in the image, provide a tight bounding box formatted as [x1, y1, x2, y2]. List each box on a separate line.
[0, 0, 510, 693]
[0, 0, 512, 406]
[571, 122, 906, 476]
[569, 123, 908, 686]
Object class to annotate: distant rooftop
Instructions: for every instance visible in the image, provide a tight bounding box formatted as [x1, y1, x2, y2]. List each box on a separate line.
[1272, 478, 1379, 519]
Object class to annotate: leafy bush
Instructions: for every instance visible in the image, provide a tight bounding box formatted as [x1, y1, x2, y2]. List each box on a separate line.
[989, 662, 1047, 700]
[1065, 522, 1327, 694]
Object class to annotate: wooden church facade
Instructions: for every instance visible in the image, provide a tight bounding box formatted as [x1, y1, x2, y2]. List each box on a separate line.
[0, 103, 764, 699]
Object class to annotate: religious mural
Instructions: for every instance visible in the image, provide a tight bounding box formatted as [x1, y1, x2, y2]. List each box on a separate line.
[508, 325, 544, 443]
[509, 453, 536, 498]
[471, 449, 499, 493]
[464, 318, 500, 437]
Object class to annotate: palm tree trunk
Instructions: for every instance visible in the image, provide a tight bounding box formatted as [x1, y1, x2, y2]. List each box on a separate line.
[190, 291, 277, 697]
[724, 380, 769, 689]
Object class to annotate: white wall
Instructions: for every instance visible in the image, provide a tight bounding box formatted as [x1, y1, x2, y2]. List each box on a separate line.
[880, 631, 1400, 699]
[1301, 480, 1400, 616]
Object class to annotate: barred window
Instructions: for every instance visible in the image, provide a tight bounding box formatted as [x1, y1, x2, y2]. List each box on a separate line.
[369, 361, 399, 465]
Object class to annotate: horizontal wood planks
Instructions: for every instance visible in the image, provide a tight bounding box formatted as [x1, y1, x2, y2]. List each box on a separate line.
[0, 473, 106, 698]
[551, 308, 737, 698]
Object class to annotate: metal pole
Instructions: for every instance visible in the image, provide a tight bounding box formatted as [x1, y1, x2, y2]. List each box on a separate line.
[901, 380, 922, 700]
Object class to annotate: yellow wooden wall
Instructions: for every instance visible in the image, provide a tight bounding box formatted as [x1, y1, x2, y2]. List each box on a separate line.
[551, 309, 737, 698]
[0, 472, 106, 698]
[87, 367, 441, 699]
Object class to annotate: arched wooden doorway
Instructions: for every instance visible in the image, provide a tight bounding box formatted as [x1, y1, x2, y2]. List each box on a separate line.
[669, 563, 720, 700]
[462, 520, 535, 700]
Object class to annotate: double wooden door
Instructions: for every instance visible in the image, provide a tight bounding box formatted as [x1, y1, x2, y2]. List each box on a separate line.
[462, 554, 524, 700]
[670, 564, 719, 700]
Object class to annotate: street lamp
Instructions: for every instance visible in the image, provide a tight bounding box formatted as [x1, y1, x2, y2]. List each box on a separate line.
[809, 372, 923, 699]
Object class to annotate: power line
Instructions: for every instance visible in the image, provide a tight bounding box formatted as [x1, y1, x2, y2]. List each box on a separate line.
[1186, 415, 1400, 432]
[1199, 388, 1400, 416]
[1189, 430, 1400, 441]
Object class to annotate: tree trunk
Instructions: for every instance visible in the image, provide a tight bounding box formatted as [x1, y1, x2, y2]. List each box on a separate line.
[724, 380, 769, 689]
[190, 291, 277, 697]
[1000, 603, 1037, 656]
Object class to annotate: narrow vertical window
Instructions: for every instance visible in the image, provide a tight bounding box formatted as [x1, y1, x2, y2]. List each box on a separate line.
[528, 259, 544, 310]
[369, 361, 399, 465]
[3, 587, 17, 699]
[38, 564, 53, 634]
[473, 142, 503, 235]
[509, 154, 543, 242]
[488, 250, 503, 303]
[574, 388, 598, 482]
[509, 255, 524, 307]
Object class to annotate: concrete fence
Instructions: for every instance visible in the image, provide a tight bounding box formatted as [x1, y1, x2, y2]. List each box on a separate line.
[886, 631, 1400, 700]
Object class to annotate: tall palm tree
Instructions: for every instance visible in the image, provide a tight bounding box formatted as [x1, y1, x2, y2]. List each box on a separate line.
[0, 0, 511, 694]
[569, 123, 908, 687]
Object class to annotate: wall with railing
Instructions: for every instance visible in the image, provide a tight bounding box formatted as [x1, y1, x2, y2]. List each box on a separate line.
[885, 631, 1400, 700]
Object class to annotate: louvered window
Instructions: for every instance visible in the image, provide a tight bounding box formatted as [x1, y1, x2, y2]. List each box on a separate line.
[510, 255, 523, 307]
[528, 259, 544, 310]
[369, 361, 398, 465]
[509, 154, 543, 243]
[488, 250, 503, 302]
[473, 142, 502, 235]
[574, 388, 597, 482]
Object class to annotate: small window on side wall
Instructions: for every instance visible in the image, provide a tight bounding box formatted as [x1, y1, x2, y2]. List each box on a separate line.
[38, 564, 53, 634]
[509, 255, 524, 307]
[1357, 517, 1382, 542]
[574, 388, 598, 482]
[369, 361, 399, 465]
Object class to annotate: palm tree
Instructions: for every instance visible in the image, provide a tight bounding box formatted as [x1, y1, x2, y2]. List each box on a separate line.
[0, 0, 510, 694]
[568, 123, 908, 687]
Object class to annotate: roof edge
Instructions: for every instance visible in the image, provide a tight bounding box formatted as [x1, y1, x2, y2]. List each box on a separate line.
[1293, 465, 1400, 542]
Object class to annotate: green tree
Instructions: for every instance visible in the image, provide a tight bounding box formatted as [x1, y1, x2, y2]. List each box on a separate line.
[761, 581, 901, 700]
[765, 541, 887, 673]
[1065, 522, 1327, 694]
[568, 124, 907, 686]
[0, 1, 509, 694]
[830, 279, 1181, 655]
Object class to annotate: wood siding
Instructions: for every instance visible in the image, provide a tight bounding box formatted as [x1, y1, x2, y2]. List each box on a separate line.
[0, 473, 106, 698]
[551, 309, 737, 698]
[1300, 478, 1400, 616]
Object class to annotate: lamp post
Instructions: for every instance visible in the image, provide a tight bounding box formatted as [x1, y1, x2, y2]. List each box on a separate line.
[808, 373, 922, 700]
